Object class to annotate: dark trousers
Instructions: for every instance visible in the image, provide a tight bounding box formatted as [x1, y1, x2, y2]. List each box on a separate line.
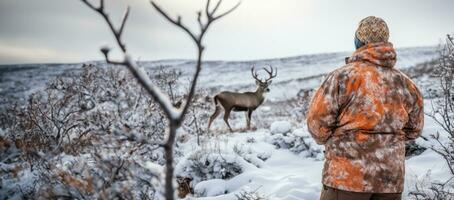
[320, 185, 401, 200]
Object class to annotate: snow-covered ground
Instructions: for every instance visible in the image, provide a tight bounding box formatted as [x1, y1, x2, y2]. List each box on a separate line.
[174, 111, 451, 200]
[1, 46, 452, 199]
[177, 124, 324, 200]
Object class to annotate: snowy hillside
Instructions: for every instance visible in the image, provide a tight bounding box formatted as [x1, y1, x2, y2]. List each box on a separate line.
[1, 45, 452, 200]
[0, 46, 437, 108]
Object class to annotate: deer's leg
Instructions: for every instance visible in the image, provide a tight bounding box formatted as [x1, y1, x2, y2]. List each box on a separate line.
[244, 111, 249, 130]
[207, 105, 222, 130]
[247, 109, 253, 130]
[223, 108, 233, 132]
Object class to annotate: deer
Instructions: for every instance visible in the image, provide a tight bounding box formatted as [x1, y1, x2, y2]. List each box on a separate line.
[207, 65, 277, 132]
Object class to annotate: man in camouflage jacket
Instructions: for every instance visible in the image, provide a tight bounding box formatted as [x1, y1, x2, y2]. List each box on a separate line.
[306, 16, 424, 200]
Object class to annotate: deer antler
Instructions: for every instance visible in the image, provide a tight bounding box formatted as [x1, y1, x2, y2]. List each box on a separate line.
[263, 65, 277, 82]
[251, 66, 262, 83]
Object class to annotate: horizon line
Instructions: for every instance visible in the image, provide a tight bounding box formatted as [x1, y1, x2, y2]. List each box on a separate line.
[0, 44, 438, 67]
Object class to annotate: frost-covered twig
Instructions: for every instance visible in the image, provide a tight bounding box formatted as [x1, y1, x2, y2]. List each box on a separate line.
[234, 186, 266, 200]
[79, 0, 239, 199]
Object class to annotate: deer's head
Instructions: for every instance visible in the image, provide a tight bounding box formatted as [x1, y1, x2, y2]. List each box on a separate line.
[251, 65, 277, 93]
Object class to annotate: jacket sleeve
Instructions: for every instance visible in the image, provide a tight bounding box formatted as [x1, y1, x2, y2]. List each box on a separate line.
[403, 81, 424, 140]
[306, 72, 340, 145]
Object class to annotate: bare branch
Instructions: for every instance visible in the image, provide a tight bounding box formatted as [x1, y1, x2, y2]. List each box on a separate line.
[205, 0, 211, 19]
[447, 34, 454, 46]
[80, 0, 98, 11]
[99, 0, 104, 11]
[118, 7, 131, 37]
[213, 1, 241, 21]
[81, 0, 127, 52]
[211, 0, 223, 16]
[100, 47, 124, 65]
[197, 11, 203, 30]
[150, 1, 198, 43]
[151, 0, 240, 45]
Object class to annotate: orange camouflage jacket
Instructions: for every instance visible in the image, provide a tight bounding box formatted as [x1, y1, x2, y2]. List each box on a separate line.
[306, 42, 424, 193]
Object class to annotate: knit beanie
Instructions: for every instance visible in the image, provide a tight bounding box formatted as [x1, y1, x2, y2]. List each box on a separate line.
[355, 16, 389, 44]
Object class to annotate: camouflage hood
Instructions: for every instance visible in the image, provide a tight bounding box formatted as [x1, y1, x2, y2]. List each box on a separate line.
[348, 42, 397, 68]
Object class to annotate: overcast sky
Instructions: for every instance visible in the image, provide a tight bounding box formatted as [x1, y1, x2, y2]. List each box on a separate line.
[0, 0, 453, 64]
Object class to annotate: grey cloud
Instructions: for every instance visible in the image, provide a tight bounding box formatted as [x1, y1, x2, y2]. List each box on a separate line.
[0, 0, 453, 64]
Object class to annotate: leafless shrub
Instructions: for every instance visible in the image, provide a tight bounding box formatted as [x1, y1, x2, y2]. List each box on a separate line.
[35, 150, 159, 200]
[427, 35, 454, 137]
[426, 34, 454, 176]
[151, 65, 184, 106]
[173, 148, 244, 198]
[268, 128, 323, 160]
[151, 66, 211, 144]
[235, 187, 267, 200]
[408, 171, 454, 200]
[409, 34, 454, 199]
[183, 91, 211, 144]
[401, 59, 438, 80]
[5, 67, 99, 160]
[287, 88, 314, 121]
[176, 176, 194, 198]
[4, 65, 167, 156]
[0, 64, 191, 199]
[297, 88, 314, 118]
[181, 149, 243, 183]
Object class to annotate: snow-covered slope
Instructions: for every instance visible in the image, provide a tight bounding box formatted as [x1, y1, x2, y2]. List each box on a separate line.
[0, 46, 437, 108]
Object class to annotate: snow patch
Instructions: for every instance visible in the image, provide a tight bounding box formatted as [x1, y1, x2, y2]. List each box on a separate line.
[270, 121, 292, 135]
